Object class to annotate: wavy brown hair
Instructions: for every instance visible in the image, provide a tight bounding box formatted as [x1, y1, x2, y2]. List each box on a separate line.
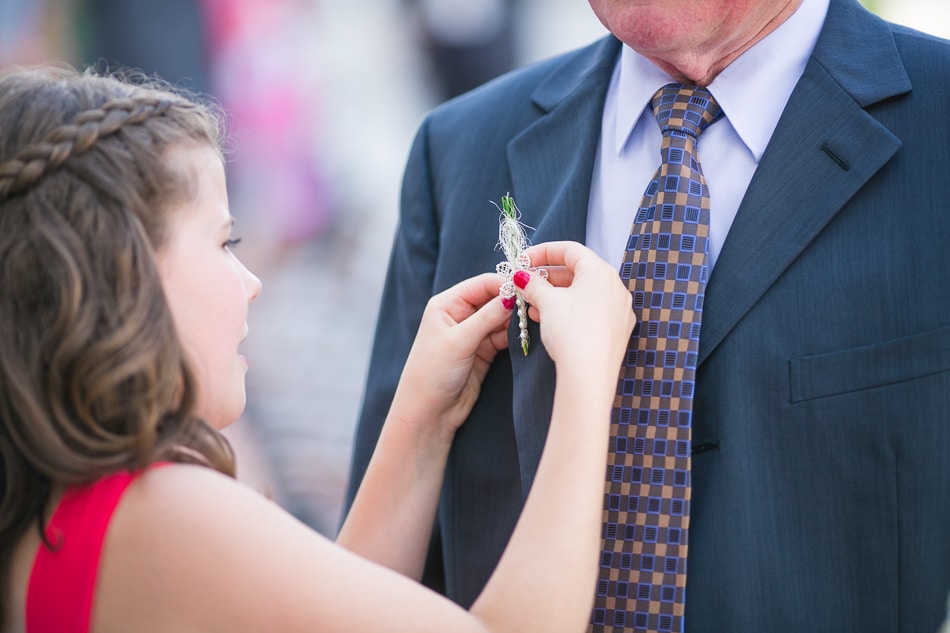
[0, 65, 237, 620]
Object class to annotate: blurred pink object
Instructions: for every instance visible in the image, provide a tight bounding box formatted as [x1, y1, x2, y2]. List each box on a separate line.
[200, 0, 333, 245]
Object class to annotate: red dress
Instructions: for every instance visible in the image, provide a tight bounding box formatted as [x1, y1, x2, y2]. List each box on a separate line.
[26, 468, 157, 633]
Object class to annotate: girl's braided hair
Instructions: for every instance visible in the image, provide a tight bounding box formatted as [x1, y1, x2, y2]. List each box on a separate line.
[0, 96, 176, 198]
[0, 65, 236, 620]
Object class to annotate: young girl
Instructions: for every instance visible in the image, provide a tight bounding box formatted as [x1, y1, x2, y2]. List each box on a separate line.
[0, 66, 635, 632]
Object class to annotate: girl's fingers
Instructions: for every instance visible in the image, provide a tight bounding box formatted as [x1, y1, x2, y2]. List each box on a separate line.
[532, 266, 573, 289]
[523, 241, 593, 272]
[433, 273, 505, 323]
[511, 267, 554, 313]
[426, 273, 513, 352]
[453, 293, 514, 347]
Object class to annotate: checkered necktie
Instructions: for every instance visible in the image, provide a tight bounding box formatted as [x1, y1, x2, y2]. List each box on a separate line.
[591, 84, 722, 633]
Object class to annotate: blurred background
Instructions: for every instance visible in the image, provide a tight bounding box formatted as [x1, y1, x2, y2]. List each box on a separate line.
[2, 0, 947, 536]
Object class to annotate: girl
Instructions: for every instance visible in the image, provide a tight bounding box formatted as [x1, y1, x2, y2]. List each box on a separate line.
[0, 66, 635, 632]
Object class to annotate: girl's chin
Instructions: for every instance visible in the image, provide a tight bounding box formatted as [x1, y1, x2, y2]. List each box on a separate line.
[200, 400, 246, 431]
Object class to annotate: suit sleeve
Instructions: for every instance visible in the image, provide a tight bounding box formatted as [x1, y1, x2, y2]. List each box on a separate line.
[342, 116, 447, 589]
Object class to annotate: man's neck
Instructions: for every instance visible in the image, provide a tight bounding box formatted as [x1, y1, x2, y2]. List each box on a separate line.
[645, 0, 802, 86]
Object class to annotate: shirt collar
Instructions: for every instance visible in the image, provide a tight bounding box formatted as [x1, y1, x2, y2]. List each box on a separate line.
[614, 0, 830, 162]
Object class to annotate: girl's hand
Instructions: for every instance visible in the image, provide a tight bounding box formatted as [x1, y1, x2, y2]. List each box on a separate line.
[390, 273, 512, 440]
[517, 241, 636, 371]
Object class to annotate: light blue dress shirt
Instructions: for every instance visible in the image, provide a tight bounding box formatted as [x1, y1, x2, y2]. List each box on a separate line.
[587, 0, 830, 271]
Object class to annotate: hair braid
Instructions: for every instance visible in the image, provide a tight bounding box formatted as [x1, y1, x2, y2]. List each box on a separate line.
[0, 96, 181, 200]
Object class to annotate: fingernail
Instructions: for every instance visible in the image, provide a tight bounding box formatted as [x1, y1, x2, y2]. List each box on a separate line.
[513, 270, 530, 289]
[502, 296, 516, 310]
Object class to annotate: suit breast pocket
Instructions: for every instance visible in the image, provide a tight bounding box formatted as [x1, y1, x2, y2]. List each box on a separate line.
[788, 324, 950, 403]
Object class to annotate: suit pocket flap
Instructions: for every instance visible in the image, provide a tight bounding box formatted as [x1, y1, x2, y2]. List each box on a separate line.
[789, 324, 950, 403]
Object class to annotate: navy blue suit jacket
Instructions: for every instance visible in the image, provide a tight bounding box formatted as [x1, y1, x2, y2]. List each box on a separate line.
[347, 0, 950, 629]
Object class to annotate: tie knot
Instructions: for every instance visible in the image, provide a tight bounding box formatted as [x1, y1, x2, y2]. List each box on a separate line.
[652, 83, 723, 140]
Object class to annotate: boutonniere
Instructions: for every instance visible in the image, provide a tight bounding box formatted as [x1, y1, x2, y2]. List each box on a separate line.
[493, 194, 547, 356]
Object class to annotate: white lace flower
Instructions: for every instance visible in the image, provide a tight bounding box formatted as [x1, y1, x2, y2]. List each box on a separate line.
[493, 194, 547, 355]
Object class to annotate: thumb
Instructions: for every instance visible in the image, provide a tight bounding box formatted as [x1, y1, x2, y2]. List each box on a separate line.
[512, 269, 554, 312]
[454, 294, 515, 347]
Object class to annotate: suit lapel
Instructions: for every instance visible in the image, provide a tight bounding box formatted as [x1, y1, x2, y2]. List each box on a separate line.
[506, 36, 620, 494]
[698, 0, 911, 364]
[507, 37, 621, 244]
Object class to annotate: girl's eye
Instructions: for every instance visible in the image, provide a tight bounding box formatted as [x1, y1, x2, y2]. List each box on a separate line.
[224, 237, 242, 249]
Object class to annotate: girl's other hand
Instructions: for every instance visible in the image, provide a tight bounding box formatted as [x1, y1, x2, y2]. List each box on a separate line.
[391, 273, 512, 439]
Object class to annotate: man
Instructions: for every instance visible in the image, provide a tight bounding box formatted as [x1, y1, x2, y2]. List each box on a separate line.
[346, 0, 950, 630]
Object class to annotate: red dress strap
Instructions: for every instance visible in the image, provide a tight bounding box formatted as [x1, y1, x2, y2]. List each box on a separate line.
[26, 464, 169, 633]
